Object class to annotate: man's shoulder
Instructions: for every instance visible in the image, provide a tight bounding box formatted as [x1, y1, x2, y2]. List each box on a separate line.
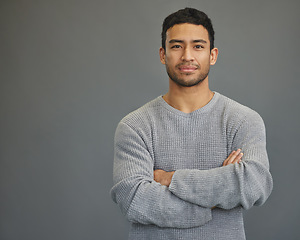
[119, 96, 162, 128]
[217, 92, 263, 124]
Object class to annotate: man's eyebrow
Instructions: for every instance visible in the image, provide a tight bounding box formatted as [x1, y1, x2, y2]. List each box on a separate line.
[169, 39, 184, 44]
[168, 39, 207, 44]
[193, 39, 207, 44]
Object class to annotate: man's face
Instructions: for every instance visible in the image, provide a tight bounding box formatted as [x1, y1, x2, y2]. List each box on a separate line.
[160, 23, 218, 87]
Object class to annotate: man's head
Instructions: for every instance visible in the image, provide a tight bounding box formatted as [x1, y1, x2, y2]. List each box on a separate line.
[159, 8, 218, 88]
[161, 8, 215, 51]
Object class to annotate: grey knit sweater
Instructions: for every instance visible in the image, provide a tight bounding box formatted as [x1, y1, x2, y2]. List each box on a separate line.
[111, 92, 273, 240]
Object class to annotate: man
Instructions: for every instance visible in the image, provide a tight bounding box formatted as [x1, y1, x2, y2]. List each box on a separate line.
[111, 7, 273, 240]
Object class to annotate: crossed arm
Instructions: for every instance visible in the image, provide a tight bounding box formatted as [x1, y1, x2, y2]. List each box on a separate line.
[112, 114, 273, 228]
[154, 116, 273, 210]
[154, 149, 244, 187]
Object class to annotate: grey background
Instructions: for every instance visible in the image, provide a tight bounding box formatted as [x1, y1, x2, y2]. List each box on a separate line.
[1, 0, 299, 239]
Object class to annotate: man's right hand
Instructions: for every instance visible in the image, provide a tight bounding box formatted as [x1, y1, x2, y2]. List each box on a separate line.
[222, 149, 243, 166]
[153, 169, 175, 187]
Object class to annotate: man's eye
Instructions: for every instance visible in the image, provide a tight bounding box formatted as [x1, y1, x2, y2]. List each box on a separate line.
[195, 45, 204, 49]
[171, 45, 181, 49]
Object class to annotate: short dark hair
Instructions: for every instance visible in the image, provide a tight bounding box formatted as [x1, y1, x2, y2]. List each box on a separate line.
[161, 8, 215, 50]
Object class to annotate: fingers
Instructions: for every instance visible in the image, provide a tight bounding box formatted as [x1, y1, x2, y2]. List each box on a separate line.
[232, 151, 243, 164]
[223, 149, 243, 166]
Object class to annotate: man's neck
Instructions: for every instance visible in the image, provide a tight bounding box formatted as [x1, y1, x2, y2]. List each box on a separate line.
[163, 79, 214, 113]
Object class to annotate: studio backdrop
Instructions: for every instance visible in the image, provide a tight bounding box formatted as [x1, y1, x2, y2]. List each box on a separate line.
[1, 1, 300, 240]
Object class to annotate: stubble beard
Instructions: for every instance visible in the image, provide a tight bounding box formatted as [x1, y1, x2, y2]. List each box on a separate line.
[166, 62, 210, 87]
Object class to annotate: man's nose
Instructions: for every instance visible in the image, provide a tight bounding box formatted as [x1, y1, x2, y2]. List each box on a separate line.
[181, 47, 194, 61]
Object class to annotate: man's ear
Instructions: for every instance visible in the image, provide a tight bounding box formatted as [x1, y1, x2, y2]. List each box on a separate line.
[159, 47, 166, 65]
[210, 48, 218, 66]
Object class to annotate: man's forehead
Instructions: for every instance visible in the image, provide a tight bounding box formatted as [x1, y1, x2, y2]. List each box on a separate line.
[166, 23, 209, 42]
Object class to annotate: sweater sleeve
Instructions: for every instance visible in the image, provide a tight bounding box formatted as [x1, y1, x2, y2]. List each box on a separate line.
[110, 122, 212, 228]
[168, 112, 273, 210]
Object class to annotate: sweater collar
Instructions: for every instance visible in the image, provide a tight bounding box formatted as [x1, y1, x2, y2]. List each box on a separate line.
[158, 91, 220, 117]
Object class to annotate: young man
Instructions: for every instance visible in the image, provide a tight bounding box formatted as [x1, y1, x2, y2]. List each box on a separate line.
[111, 8, 273, 240]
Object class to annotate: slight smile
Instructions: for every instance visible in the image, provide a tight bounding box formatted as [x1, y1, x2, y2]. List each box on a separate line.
[177, 65, 198, 73]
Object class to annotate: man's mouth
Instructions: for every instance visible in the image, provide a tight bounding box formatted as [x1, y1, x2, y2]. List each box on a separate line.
[178, 65, 198, 73]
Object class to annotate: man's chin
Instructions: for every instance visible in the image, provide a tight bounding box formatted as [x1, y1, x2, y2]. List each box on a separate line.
[172, 78, 204, 88]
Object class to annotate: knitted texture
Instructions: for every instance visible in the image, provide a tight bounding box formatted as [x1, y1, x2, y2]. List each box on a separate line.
[111, 92, 273, 240]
